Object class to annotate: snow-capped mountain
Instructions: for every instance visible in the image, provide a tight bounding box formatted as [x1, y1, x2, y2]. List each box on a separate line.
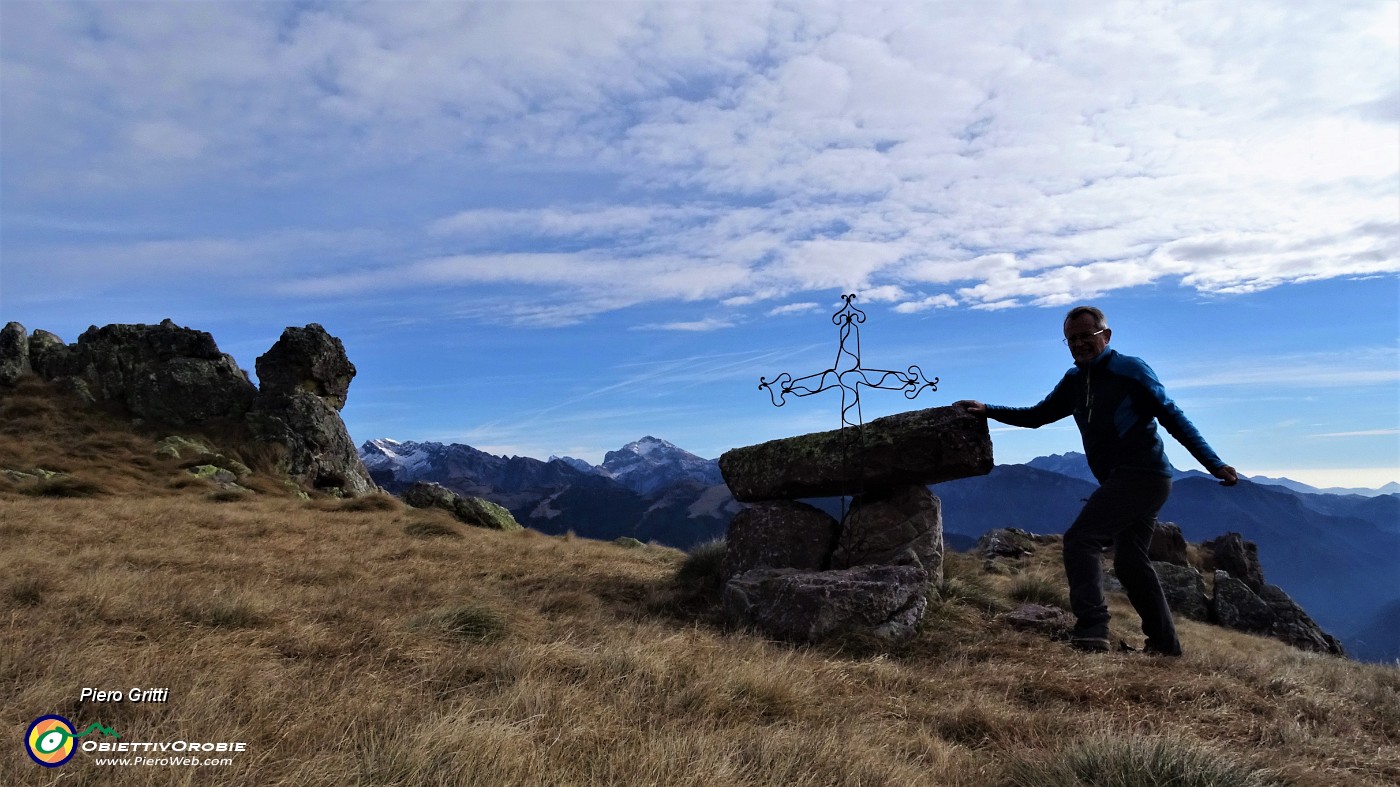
[599, 436, 723, 497]
[358, 437, 735, 550]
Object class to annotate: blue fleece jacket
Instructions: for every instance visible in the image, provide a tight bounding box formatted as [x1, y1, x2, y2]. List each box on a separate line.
[984, 347, 1225, 484]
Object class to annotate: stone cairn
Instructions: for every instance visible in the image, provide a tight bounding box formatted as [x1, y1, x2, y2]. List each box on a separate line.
[716, 405, 992, 644]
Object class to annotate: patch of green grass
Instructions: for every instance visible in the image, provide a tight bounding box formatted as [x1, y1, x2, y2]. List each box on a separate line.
[1001, 734, 1281, 787]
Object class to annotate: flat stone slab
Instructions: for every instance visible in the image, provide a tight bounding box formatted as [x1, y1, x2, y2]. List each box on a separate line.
[718, 405, 992, 502]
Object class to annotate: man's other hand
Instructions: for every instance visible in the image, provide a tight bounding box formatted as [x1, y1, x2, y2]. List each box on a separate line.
[955, 400, 987, 416]
[1214, 465, 1239, 486]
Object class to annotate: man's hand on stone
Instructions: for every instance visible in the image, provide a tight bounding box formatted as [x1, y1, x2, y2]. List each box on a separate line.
[1214, 465, 1239, 486]
[954, 400, 987, 416]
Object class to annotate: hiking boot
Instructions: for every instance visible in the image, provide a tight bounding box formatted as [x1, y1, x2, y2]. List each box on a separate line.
[1069, 634, 1111, 652]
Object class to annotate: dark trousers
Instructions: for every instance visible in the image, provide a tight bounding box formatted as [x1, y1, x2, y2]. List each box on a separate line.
[1063, 470, 1179, 654]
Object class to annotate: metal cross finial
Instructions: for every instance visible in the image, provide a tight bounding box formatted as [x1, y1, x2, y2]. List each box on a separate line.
[759, 293, 939, 434]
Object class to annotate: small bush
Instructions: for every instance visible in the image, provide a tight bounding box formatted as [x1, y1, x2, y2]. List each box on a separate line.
[1009, 574, 1070, 610]
[1002, 734, 1280, 787]
[8, 577, 49, 606]
[20, 476, 106, 498]
[404, 520, 462, 539]
[675, 538, 727, 593]
[937, 574, 1010, 614]
[420, 605, 507, 643]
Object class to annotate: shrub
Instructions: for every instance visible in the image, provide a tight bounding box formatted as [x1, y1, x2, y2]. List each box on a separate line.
[674, 538, 727, 594]
[1002, 734, 1280, 787]
[1009, 574, 1070, 610]
[420, 605, 507, 643]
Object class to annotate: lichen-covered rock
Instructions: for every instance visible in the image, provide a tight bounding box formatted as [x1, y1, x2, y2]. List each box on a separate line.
[247, 390, 375, 495]
[1150, 521, 1189, 566]
[832, 484, 943, 584]
[0, 322, 29, 386]
[255, 324, 356, 411]
[722, 564, 929, 644]
[722, 500, 840, 579]
[976, 527, 1042, 560]
[1153, 561, 1209, 621]
[402, 481, 522, 531]
[718, 406, 992, 502]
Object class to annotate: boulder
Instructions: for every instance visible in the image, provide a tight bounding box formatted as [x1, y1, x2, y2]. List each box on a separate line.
[722, 564, 929, 644]
[246, 390, 376, 496]
[1210, 570, 1345, 656]
[1149, 521, 1189, 566]
[722, 500, 840, 579]
[1203, 533, 1265, 592]
[1153, 561, 1209, 621]
[1211, 571, 1277, 634]
[718, 406, 992, 501]
[402, 481, 522, 531]
[976, 527, 1045, 560]
[831, 484, 943, 584]
[255, 324, 356, 411]
[0, 322, 29, 386]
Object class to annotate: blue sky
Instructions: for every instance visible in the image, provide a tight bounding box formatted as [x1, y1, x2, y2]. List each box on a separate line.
[2, 1, 1397, 487]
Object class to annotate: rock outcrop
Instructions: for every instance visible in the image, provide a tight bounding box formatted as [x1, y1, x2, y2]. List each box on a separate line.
[0, 322, 29, 386]
[1149, 521, 1189, 566]
[713, 406, 992, 645]
[1203, 533, 1265, 591]
[1, 319, 375, 496]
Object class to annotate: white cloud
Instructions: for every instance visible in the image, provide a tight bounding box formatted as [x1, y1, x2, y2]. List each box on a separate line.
[767, 302, 821, 317]
[3, 0, 1396, 321]
[632, 318, 735, 332]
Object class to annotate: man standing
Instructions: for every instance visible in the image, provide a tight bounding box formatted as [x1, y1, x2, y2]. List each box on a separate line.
[956, 306, 1237, 656]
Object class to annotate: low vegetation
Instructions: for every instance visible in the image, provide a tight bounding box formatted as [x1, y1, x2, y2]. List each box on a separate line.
[2, 379, 1398, 785]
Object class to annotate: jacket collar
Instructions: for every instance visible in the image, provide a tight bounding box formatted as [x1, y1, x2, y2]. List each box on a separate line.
[1075, 346, 1114, 369]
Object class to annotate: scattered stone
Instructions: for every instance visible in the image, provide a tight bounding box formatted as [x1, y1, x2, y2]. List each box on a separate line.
[1150, 521, 1190, 566]
[0, 322, 29, 386]
[155, 435, 215, 461]
[722, 500, 840, 579]
[188, 465, 239, 486]
[613, 537, 645, 549]
[976, 527, 1040, 560]
[722, 564, 929, 644]
[1002, 603, 1075, 636]
[832, 484, 944, 585]
[718, 406, 992, 502]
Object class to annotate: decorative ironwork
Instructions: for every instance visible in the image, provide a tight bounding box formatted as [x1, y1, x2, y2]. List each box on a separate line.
[759, 293, 939, 433]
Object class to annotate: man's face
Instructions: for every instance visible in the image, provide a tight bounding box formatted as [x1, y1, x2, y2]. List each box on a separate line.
[1063, 313, 1110, 363]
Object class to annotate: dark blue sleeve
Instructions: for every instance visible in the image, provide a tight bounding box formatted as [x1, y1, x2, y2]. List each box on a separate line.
[1123, 356, 1225, 471]
[984, 371, 1075, 428]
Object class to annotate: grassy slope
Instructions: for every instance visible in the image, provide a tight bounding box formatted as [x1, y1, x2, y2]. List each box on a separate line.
[2, 379, 1397, 787]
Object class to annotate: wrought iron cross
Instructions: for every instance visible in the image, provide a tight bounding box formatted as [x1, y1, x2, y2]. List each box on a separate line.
[760, 293, 939, 434]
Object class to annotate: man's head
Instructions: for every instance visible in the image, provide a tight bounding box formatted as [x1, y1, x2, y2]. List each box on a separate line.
[1063, 305, 1111, 363]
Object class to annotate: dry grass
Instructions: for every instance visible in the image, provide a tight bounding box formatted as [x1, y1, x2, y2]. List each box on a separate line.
[3, 379, 1399, 786]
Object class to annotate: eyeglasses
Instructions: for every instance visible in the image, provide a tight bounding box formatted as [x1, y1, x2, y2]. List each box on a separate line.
[1062, 329, 1106, 345]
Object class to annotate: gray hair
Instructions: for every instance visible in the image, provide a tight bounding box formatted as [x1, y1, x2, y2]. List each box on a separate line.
[1064, 305, 1107, 330]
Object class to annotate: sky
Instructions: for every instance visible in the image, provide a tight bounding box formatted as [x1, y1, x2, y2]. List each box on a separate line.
[1, 0, 1397, 488]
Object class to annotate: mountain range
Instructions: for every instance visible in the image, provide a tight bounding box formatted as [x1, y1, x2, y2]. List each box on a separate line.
[359, 438, 1399, 662]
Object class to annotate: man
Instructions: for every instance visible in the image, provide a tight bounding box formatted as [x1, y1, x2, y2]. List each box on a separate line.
[956, 305, 1237, 656]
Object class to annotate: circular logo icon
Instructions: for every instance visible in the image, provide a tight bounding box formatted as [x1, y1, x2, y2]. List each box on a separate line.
[26, 715, 77, 768]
